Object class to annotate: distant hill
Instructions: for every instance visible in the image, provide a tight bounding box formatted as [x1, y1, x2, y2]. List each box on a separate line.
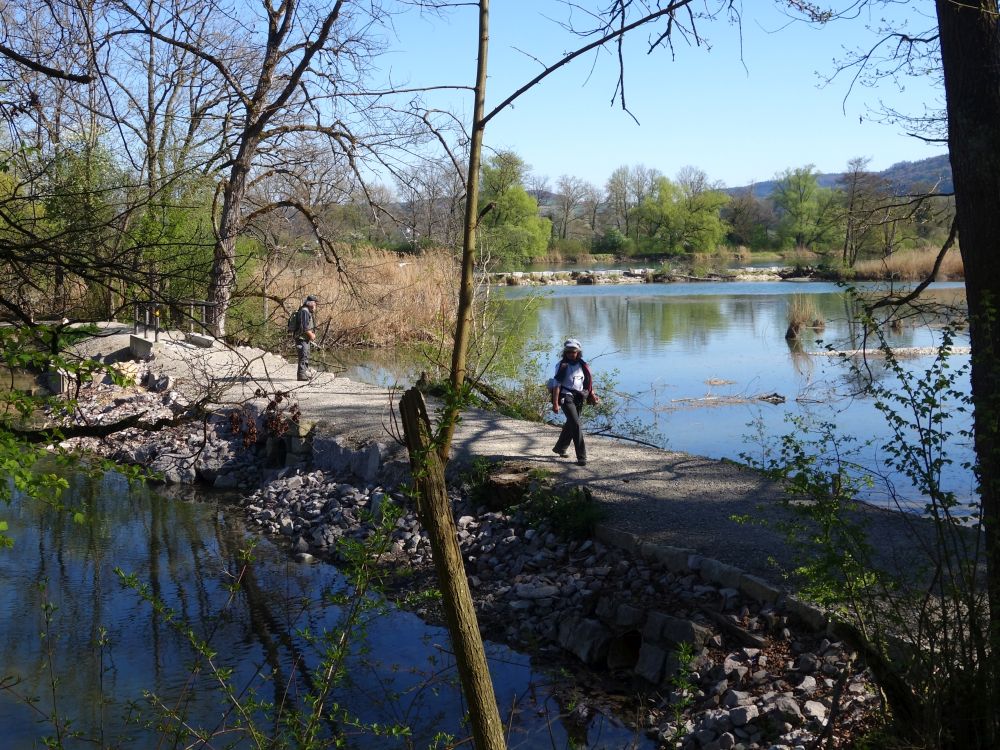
[880, 154, 952, 193]
[728, 154, 952, 198]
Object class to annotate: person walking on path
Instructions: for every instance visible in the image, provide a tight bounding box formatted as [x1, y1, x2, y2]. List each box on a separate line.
[295, 295, 318, 381]
[550, 338, 599, 465]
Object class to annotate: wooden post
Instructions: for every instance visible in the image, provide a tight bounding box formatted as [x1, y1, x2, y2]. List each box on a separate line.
[398, 387, 505, 750]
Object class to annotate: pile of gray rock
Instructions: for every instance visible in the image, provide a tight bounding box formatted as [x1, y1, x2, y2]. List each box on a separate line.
[239, 469, 878, 750]
[54, 378, 263, 489]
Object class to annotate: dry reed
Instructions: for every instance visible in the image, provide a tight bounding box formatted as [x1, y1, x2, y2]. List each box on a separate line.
[785, 294, 825, 339]
[783, 248, 821, 268]
[261, 248, 460, 348]
[852, 247, 964, 281]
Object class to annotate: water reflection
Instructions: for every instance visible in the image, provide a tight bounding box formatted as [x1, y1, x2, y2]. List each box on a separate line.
[0, 473, 649, 749]
[503, 283, 951, 357]
[501, 281, 973, 506]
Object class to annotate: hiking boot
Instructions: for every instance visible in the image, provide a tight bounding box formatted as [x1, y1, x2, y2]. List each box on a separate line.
[577, 457, 588, 466]
[552, 447, 568, 458]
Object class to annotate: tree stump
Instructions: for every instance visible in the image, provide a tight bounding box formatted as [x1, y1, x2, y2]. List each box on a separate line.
[483, 462, 536, 510]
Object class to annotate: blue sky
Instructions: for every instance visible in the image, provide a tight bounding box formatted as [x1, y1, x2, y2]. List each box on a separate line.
[381, 2, 944, 189]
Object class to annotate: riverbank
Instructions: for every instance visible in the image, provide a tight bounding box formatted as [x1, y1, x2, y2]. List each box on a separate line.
[491, 251, 965, 286]
[38, 325, 912, 746]
[253, 247, 962, 352]
[490, 266, 788, 286]
[55, 378, 878, 748]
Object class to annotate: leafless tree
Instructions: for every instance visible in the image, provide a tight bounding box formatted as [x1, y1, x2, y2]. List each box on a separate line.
[580, 180, 604, 235]
[112, 0, 430, 335]
[552, 173, 588, 239]
[395, 158, 467, 249]
[722, 184, 776, 249]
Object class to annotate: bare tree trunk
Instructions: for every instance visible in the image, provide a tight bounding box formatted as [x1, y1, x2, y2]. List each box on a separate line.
[398, 388, 505, 750]
[937, 0, 1000, 676]
[208, 149, 255, 337]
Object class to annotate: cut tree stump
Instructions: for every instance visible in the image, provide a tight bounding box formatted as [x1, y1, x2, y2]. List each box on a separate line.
[484, 462, 536, 510]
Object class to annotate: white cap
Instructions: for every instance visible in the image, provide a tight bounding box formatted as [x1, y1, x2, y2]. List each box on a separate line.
[563, 338, 582, 351]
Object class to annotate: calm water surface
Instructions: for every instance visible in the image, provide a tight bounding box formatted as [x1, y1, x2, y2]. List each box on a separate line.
[508, 280, 974, 508]
[0, 472, 647, 749]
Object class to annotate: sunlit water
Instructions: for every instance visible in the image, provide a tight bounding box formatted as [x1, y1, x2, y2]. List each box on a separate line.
[335, 280, 975, 511]
[0, 472, 648, 749]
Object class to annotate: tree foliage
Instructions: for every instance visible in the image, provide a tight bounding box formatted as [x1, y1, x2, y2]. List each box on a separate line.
[479, 151, 551, 261]
[771, 165, 839, 250]
[635, 171, 730, 254]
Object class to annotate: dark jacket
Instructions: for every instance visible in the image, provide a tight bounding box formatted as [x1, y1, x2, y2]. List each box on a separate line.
[296, 305, 315, 339]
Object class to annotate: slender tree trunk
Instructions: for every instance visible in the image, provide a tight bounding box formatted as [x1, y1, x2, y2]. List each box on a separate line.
[936, 2, 1000, 740]
[396, 5, 505, 747]
[438, 0, 490, 462]
[207, 148, 255, 337]
[398, 388, 505, 749]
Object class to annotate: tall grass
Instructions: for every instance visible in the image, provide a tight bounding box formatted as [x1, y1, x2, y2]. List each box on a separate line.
[852, 247, 964, 281]
[785, 294, 825, 339]
[251, 248, 460, 348]
[783, 247, 821, 271]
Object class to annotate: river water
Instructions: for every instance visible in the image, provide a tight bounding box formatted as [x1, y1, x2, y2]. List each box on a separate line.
[0, 471, 648, 749]
[337, 280, 975, 511]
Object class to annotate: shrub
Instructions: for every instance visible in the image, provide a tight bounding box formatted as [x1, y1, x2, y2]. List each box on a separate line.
[548, 237, 590, 259]
[516, 479, 606, 540]
[593, 228, 627, 254]
[785, 294, 824, 339]
[742, 312, 996, 749]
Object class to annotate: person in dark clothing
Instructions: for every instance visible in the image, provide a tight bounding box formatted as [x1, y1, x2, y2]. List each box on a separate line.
[295, 295, 318, 381]
[549, 338, 599, 465]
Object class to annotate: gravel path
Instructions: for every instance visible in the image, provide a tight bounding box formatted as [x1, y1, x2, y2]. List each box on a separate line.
[72, 324, 943, 588]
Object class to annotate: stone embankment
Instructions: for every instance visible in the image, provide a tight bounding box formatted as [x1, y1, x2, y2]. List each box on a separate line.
[491, 267, 788, 286]
[55, 364, 879, 750]
[244, 471, 876, 749]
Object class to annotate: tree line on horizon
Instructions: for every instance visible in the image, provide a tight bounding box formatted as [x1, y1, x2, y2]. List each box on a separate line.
[394, 150, 956, 268]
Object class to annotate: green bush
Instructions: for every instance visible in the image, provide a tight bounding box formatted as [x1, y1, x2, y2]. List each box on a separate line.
[548, 237, 590, 258]
[516, 480, 606, 540]
[593, 228, 628, 254]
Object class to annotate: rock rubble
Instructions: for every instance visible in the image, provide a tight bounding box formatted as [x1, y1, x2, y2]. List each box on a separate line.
[241, 469, 879, 749]
[54, 376, 266, 490]
[53, 374, 879, 749]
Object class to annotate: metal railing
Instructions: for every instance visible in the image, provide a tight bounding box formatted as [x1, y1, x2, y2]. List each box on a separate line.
[132, 299, 216, 340]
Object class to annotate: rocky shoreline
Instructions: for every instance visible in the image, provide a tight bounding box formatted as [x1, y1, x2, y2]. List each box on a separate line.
[491, 267, 792, 286]
[54, 370, 879, 749]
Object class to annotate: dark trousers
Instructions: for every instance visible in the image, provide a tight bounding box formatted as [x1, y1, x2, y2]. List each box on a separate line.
[554, 392, 586, 460]
[296, 339, 311, 379]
